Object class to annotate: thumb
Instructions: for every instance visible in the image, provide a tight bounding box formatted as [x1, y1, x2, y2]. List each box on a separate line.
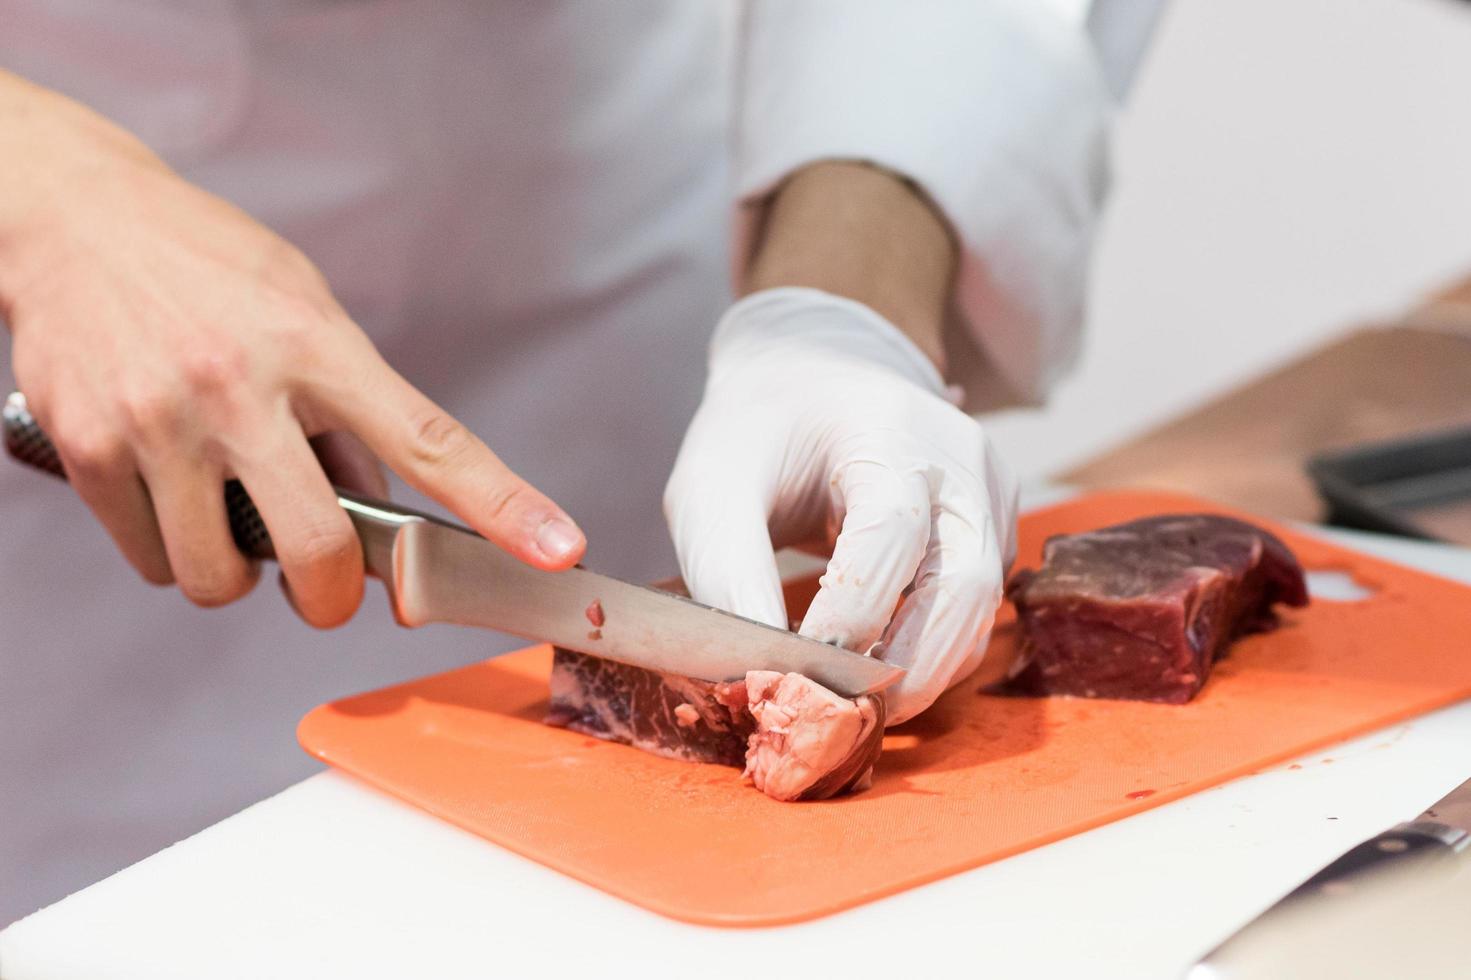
[665, 476, 787, 630]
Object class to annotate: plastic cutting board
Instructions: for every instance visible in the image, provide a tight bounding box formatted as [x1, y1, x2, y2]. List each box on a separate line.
[298, 491, 1471, 927]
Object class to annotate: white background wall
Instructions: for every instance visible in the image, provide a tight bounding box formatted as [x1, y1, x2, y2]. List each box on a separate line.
[988, 0, 1471, 479]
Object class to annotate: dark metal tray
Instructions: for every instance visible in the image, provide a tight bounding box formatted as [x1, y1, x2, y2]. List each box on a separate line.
[1308, 426, 1471, 545]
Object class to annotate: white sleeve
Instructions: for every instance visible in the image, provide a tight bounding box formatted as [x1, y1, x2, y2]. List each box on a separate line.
[732, 0, 1113, 410]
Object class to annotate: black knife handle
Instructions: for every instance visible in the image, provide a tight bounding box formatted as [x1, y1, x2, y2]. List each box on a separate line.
[3, 392, 276, 560]
[1283, 821, 1468, 904]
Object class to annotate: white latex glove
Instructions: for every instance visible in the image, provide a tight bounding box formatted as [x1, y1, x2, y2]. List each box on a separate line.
[665, 287, 1018, 725]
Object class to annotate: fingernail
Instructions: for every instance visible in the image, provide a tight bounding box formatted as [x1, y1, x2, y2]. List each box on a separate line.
[536, 517, 583, 561]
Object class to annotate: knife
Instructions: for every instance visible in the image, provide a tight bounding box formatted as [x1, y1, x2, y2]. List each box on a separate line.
[2, 392, 901, 697]
[1188, 773, 1471, 976]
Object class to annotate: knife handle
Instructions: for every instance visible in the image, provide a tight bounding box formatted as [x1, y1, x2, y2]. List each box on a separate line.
[4, 392, 275, 560]
[1281, 820, 1467, 904]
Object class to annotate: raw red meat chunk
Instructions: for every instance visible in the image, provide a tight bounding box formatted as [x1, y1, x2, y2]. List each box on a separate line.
[1005, 514, 1309, 703]
[546, 649, 884, 801]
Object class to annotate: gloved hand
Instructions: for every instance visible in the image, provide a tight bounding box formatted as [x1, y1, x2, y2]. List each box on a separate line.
[665, 287, 1018, 724]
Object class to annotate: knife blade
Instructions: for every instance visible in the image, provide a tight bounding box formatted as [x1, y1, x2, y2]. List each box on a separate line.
[1188, 774, 1471, 977]
[388, 513, 901, 694]
[3, 392, 902, 697]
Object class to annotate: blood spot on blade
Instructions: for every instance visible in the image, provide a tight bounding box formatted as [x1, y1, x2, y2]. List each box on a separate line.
[1126, 789, 1157, 800]
[587, 629, 602, 641]
[585, 599, 605, 627]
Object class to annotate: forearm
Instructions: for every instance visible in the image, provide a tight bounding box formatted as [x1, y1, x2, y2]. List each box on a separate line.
[742, 160, 956, 372]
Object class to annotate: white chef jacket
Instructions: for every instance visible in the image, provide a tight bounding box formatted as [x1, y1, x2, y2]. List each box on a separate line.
[0, 0, 1114, 924]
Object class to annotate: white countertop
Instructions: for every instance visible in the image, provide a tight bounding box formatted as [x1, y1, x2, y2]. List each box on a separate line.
[4, 511, 1471, 980]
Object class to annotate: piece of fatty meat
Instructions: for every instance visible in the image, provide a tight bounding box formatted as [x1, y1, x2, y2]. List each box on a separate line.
[1005, 514, 1309, 704]
[546, 649, 884, 801]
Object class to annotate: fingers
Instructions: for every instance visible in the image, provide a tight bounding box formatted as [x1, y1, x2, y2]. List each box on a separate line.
[664, 474, 788, 629]
[53, 427, 173, 585]
[319, 356, 584, 570]
[878, 506, 1005, 725]
[138, 454, 260, 609]
[797, 461, 931, 655]
[238, 424, 364, 629]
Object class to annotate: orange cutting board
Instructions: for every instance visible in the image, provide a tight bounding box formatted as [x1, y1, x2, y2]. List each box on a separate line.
[298, 491, 1471, 927]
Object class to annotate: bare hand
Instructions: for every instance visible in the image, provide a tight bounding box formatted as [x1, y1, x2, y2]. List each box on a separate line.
[0, 76, 584, 626]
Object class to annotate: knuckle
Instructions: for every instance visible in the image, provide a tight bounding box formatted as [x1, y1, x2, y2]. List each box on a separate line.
[407, 409, 474, 469]
[179, 344, 250, 398]
[266, 293, 340, 361]
[482, 480, 535, 525]
[57, 428, 127, 479]
[263, 304, 310, 346]
[180, 567, 253, 608]
[840, 464, 931, 537]
[118, 387, 183, 439]
[284, 517, 359, 573]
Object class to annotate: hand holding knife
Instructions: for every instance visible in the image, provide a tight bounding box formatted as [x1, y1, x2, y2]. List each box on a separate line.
[4, 391, 901, 698]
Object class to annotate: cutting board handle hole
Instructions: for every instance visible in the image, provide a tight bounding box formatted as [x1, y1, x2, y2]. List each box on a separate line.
[1305, 568, 1378, 602]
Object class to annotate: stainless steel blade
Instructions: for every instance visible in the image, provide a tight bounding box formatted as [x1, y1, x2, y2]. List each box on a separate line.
[1187, 853, 1471, 980]
[1190, 775, 1471, 977]
[389, 518, 904, 697]
[1419, 774, 1471, 833]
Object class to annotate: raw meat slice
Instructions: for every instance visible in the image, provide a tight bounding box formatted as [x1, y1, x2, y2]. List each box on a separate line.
[1005, 514, 1309, 703]
[741, 670, 884, 801]
[546, 651, 751, 767]
[546, 649, 885, 801]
